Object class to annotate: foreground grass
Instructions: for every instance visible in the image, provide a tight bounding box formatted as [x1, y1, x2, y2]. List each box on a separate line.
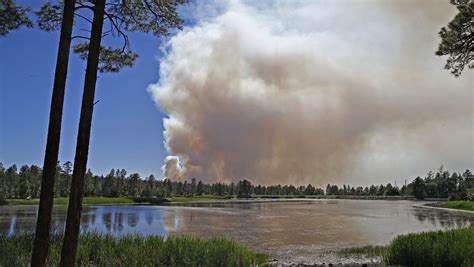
[386, 227, 474, 266]
[6, 197, 134, 206]
[432, 200, 474, 212]
[339, 227, 474, 266]
[0, 233, 268, 266]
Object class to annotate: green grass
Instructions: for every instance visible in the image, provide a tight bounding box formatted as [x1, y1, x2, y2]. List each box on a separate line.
[6, 197, 134, 206]
[339, 228, 474, 266]
[432, 200, 474, 211]
[0, 233, 268, 266]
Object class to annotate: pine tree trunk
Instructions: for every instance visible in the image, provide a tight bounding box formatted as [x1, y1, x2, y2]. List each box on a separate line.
[31, 1, 76, 266]
[59, 0, 105, 266]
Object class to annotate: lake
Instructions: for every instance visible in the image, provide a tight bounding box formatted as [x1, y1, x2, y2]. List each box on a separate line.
[1, 200, 473, 263]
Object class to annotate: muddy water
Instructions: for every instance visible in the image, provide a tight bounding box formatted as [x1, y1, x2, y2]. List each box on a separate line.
[1, 200, 473, 263]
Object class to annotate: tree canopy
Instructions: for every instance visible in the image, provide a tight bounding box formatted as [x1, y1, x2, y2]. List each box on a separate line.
[436, 0, 474, 77]
[0, 0, 32, 37]
[35, 0, 186, 73]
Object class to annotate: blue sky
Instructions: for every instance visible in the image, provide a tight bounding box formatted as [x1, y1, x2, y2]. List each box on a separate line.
[0, 1, 186, 177]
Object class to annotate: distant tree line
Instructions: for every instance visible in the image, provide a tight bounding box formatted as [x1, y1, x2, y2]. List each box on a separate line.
[1, 162, 472, 202]
[325, 167, 473, 200]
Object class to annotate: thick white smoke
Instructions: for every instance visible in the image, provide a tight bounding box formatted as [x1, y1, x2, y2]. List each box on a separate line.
[149, 0, 473, 186]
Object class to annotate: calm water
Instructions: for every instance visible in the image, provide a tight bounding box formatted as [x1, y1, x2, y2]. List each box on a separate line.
[1, 200, 473, 262]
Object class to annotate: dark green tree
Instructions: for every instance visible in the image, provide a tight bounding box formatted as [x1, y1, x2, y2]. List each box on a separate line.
[196, 180, 204, 196]
[58, 161, 73, 197]
[412, 176, 426, 200]
[435, 0, 474, 76]
[18, 165, 32, 198]
[190, 177, 196, 196]
[0, 163, 6, 204]
[383, 183, 400, 196]
[127, 173, 141, 197]
[144, 174, 156, 197]
[84, 169, 94, 196]
[304, 184, 316, 195]
[463, 169, 473, 188]
[5, 164, 18, 198]
[237, 179, 252, 198]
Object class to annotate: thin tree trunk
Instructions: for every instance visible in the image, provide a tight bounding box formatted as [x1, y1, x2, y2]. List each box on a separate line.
[31, 1, 76, 266]
[60, 0, 105, 265]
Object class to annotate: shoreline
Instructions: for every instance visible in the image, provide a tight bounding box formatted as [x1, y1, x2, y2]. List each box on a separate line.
[5, 197, 474, 215]
[163, 197, 418, 206]
[2, 195, 417, 207]
[418, 202, 474, 214]
[0, 195, 422, 207]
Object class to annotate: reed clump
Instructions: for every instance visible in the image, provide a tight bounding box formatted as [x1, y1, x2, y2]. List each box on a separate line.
[384, 227, 474, 266]
[0, 233, 268, 266]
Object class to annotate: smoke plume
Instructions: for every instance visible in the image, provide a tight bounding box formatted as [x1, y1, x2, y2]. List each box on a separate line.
[148, 0, 473, 186]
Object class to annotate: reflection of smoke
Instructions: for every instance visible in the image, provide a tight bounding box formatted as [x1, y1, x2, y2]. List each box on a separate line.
[163, 209, 182, 232]
[149, 0, 473, 185]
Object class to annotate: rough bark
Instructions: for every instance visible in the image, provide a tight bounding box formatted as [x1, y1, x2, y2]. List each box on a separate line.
[59, 0, 105, 265]
[31, 1, 76, 266]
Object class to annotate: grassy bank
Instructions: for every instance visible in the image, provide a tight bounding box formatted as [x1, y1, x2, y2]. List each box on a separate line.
[4, 196, 232, 206]
[6, 197, 134, 206]
[4, 195, 418, 206]
[431, 200, 474, 211]
[339, 227, 474, 266]
[0, 233, 267, 266]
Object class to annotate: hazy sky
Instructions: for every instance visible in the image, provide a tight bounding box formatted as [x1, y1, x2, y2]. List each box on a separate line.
[1, 0, 473, 186]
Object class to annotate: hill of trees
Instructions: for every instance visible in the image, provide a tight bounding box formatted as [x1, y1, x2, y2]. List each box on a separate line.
[1, 162, 472, 202]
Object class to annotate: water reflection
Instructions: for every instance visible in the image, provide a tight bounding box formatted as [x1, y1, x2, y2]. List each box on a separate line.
[1, 201, 473, 262]
[145, 211, 153, 225]
[412, 206, 473, 228]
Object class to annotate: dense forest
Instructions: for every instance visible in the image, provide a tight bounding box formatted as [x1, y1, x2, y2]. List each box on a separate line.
[0, 162, 472, 202]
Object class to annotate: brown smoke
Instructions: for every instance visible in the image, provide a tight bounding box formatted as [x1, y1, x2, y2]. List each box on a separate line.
[149, 0, 473, 186]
